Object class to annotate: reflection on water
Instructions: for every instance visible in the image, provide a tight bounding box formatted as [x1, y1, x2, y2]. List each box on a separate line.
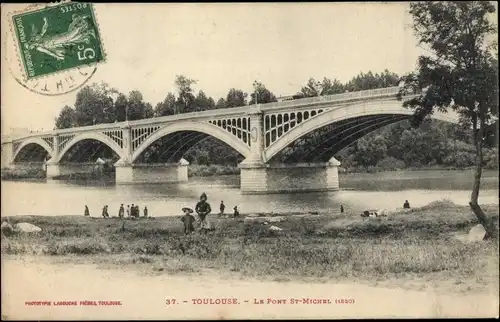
[1, 170, 498, 218]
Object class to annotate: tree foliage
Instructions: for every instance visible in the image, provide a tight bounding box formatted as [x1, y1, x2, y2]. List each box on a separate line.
[345, 70, 400, 92]
[226, 88, 247, 108]
[154, 93, 177, 117]
[249, 81, 277, 104]
[73, 82, 117, 126]
[55, 105, 76, 129]
[301, 77, 345, 97]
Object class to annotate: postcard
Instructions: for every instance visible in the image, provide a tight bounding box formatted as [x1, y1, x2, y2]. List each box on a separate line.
[1, 2, 499, 320]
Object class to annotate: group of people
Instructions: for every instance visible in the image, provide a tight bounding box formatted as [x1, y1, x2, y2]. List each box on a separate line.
[83, 204, 149, 219]
[122, 204, 148, 218]
[218, 201, 239, 217]
[181, 193, 240, 235]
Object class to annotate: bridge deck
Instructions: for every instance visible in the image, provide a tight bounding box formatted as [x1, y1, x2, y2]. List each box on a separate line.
[4, 86, 411, 141]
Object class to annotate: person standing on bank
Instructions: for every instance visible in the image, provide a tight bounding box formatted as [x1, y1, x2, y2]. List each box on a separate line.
[126, 205, 131, 217]
[118, 204, 125, 218]
[181, 207, 195, 235]
[195, 193, 212, 234]
[144, 206, 148, 218]
[102, 205, 109, 218]
[340, 205, 344, 214]
[220, 201, 225, 216]
[84, 205, 90, 217]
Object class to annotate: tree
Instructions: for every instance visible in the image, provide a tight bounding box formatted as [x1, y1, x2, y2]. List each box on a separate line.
[73, 82, 117, 126]
[399, 1, 498, 239]
[55, 105, 76, 129]
[154, 92, 177, 117]
[345, 70, 400, 92]
[175, 75, 197, 112]
[127, 90, 154, 121]
[193, 90, 215, 111]
[301, 78, 323, 97]
[114, 94, 128, 122]
[215, 98, 227, 109]
[301, 77, 345, 97]
[248, 81, 277, 104]
[320, 77, 345, 95]
[226, 88, 247, 108]
[355, 135, 387, 166]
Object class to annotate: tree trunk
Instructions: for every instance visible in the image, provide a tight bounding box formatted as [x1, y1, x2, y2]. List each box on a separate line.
[469, 113, 498, 240]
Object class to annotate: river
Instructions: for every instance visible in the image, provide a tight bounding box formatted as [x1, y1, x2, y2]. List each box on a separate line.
[1, 169, 498, 218]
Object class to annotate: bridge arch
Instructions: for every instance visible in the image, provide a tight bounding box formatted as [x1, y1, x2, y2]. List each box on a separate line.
[131, 121, 251, 163]
[12, 137, 53, 162]
[53, 132, 124, 163]
[264, 99, 458, 162]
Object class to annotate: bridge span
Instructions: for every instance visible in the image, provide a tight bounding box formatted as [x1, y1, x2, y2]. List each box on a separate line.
[1, 86, 457, 193]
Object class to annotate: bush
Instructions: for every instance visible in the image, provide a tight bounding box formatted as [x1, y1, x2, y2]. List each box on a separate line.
[44, 239, 110, 255]
[484, 148, 498, 169]
[377, 157, 406, 170]
[443, 151, 475, 168]
[188, 164, 239, 177]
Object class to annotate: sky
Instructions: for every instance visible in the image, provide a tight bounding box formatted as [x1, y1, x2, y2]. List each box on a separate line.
[2, 3, 427, 134]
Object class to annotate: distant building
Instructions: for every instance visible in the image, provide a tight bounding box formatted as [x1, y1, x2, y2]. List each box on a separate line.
[277, 94, 305, 103]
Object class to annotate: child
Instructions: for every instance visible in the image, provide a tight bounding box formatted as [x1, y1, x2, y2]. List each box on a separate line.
[181, 207, 195, 235]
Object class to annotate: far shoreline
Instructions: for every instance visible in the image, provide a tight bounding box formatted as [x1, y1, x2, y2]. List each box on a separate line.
[1, 164, 498, 182]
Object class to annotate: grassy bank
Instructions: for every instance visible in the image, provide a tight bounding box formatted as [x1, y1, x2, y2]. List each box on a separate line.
[339, 164, 499, 174]
[188, 164, 240, 177]
[0, 167, 114, 181]
[0, 168, 46, 180]
[2, 201, 498, 291]
[51, 172, 115, 181]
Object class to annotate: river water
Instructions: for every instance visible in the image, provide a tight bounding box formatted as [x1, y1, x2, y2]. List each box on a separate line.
[1, 170, 498, 218]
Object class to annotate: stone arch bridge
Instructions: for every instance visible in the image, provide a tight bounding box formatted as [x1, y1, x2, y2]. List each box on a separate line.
[1, 86, 457, 193]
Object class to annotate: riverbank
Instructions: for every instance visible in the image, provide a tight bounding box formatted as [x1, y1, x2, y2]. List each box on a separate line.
[184, 164, 500, 176]
[2, 201, 498, 294]
[3, 164, 498, 180]
[0, 167, 45, 180]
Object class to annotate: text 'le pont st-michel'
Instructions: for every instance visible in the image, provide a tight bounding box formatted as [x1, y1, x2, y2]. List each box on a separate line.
[186, 298, 350, 305]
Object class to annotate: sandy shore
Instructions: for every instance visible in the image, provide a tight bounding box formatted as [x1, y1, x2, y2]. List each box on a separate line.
[2, 256, 498, 320]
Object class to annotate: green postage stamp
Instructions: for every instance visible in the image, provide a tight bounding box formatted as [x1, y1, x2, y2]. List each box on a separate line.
[11, 2, 105, 80]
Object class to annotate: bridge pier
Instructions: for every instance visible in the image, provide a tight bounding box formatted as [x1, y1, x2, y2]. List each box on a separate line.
[239, 158, 341, 194]
[1, 142, 13, 169]
[114, 160, 189, 184]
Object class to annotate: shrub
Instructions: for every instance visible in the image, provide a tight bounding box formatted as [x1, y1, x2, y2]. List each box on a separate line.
[44, 239, 110, 255]
[377, 157, 406, 171]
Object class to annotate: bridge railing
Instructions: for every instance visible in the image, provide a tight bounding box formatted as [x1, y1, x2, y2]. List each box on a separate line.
[4, 86, 418, 143]
[261, 86, 402, 110]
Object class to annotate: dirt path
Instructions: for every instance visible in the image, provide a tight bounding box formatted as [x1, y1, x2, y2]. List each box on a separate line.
[2, 257, 498, 320]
